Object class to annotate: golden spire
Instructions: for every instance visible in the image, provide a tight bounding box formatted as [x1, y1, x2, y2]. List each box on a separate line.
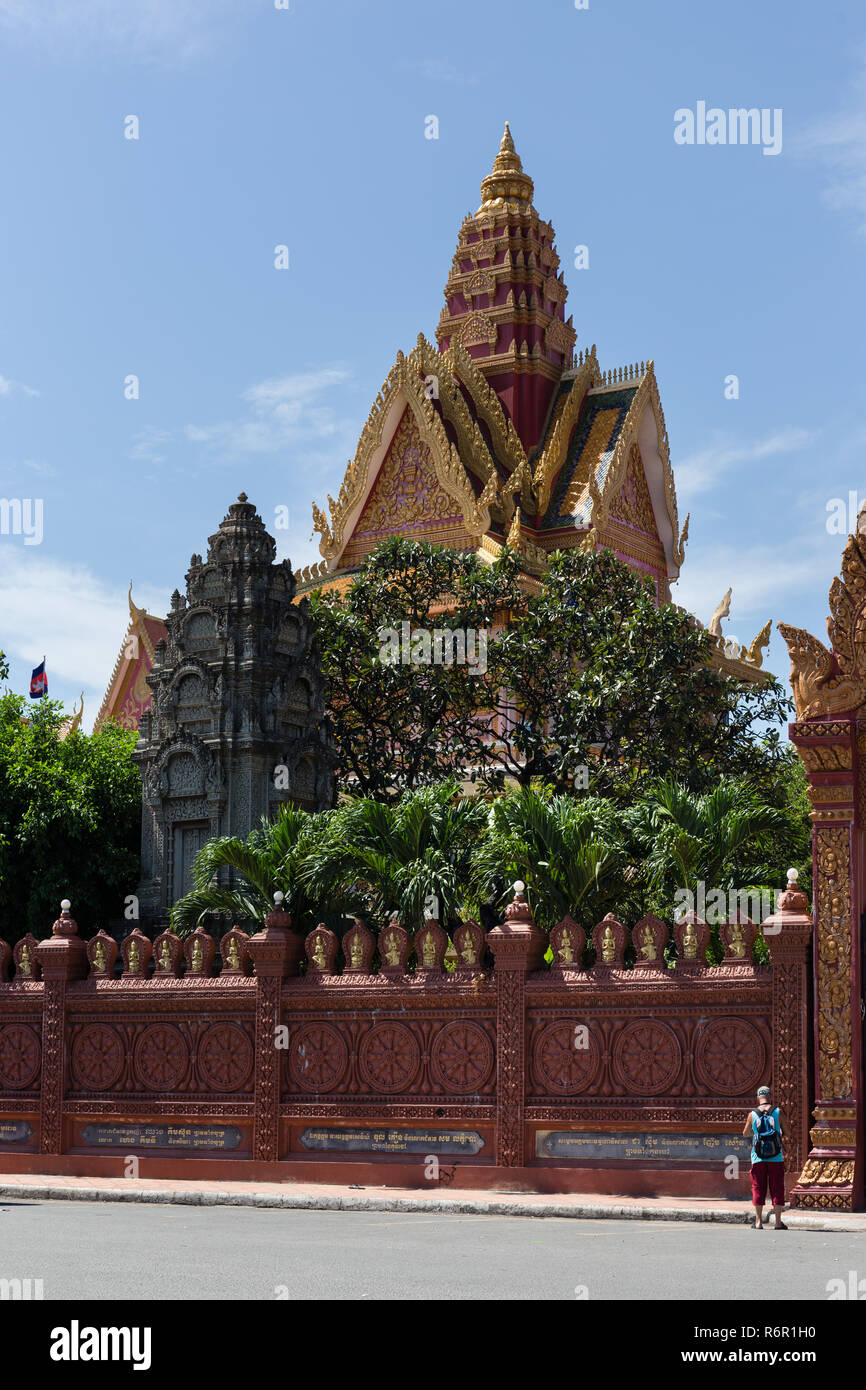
[478, 122, 534, 212]
[128, 581, 145, 624]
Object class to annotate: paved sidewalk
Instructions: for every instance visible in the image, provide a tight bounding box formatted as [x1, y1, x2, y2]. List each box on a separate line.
[1, 1171, 864, 1231]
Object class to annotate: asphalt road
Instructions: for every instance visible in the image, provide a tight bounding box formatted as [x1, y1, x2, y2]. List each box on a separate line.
[1, 1199, 864, 1300]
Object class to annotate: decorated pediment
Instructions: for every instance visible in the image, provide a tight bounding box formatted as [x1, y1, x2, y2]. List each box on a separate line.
[312, 345, 500, 569]
[608, 443, 660, 537]
[342, 409, 465, 564]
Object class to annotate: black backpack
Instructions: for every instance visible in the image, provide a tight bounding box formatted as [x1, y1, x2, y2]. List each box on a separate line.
[753, 1107, 782, 1159]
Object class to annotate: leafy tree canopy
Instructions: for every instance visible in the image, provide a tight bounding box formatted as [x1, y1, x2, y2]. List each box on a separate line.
[0, 694, 141, 942]
[311, 538, 797, 804]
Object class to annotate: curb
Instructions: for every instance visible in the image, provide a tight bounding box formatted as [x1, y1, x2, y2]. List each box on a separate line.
[1, 1182, 864, 1231]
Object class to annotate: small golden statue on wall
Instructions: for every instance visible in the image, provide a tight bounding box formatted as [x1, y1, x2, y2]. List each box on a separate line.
[422, 933, 436, 967]
[312, 935, 327, 971]
[226, 936, 240, 970]
[128, 939, 140, 973]
[460, 936, 477, 966]
[640, 925, 657, 962]
[728, 922, 746, 958]
[94, 940, 107, 973]
[682, 920, 698, 959]
[350, 934, 363, 969]
[384, 932, 401, 966]
[558, 932, 574, 964]
[601, 923, 616, 963]
[191, 938, 204, 973]
[18, 942, 31, 976]
[159, 939, 172, 971]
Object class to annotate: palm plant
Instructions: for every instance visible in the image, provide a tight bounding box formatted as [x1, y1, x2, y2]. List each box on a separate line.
[300, 780, 489, 931]
[626, 776, 789, 909]
[472, 784, 629, 930]
[170, 803, 330, 935]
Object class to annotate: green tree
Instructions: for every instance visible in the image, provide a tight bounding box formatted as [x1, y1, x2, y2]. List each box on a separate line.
[300, 780, 489, 932]
[472, 784, 630, 931]
[311, 539, 797, 804]
[484, 546, 795, 798]
[170, 804, 331, 936]
[309, 536, 524, 800]
[626, 775, 802, 910]
[0, 694, 141, 942]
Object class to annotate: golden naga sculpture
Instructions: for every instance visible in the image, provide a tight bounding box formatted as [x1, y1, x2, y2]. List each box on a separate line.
[745, 619, 772, 669]
[778, 531, 866, 718]
[708, 588, 732, 640]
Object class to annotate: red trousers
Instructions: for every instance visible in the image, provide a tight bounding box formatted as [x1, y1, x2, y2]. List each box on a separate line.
[751, 1162, 785, 1206]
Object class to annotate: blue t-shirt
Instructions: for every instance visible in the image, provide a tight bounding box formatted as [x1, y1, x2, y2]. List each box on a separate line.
[751, 1105, 783, 1163]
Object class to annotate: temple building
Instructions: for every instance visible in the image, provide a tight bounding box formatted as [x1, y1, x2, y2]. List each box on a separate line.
[132, 494, 337, 922]
[97, 124, 771, 733]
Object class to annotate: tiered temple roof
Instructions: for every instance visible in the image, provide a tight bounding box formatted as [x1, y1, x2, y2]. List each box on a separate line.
[98, 125, 771, 731]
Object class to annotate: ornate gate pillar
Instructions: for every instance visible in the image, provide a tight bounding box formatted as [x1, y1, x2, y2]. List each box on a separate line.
[763, 870, 813, 1179]
[35, 901, 88, 1156]
[487, 882, 547, 1167]
[780, 535, 866, 1209]
[247, 893, 304, 1164]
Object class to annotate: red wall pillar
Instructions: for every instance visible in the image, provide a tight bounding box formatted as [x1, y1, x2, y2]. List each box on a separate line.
[487, 884, 546, 1167]
[764, 873, 813, 1179]
[35, 901, 88, 1156]
[247, 894, 304, 1164]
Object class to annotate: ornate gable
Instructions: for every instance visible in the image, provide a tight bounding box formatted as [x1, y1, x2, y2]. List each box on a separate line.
[608, 443, 658, 536]
[94, 587, 167, 732]
[341, 409, 469, 566]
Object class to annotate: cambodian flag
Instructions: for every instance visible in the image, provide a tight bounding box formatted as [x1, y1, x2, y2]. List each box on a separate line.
[29, 661, 47, 699]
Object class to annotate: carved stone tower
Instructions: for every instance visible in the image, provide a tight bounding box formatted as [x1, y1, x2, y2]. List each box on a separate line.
[133, 494, 337, 921]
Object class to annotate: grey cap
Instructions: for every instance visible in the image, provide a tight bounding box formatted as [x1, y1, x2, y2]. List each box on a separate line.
[757, 1086, 771, 1096]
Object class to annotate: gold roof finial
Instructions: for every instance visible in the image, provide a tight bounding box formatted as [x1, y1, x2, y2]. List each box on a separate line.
[128, 581, 145, 623]
[478, 122, 534, 213]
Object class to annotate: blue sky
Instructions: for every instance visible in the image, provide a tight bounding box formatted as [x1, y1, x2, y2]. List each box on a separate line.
[0, 0, 864, 727]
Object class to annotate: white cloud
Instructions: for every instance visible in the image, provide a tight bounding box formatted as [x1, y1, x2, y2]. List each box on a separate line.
[0, 374, 38, 398]
[0, 0, 257, 61]
[794, 63, 866, 232]
[134, 365, 357, 465]
[0, 549, 167, 728]
[675, 427, 814, 502]
[673, 541, 823, 632]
